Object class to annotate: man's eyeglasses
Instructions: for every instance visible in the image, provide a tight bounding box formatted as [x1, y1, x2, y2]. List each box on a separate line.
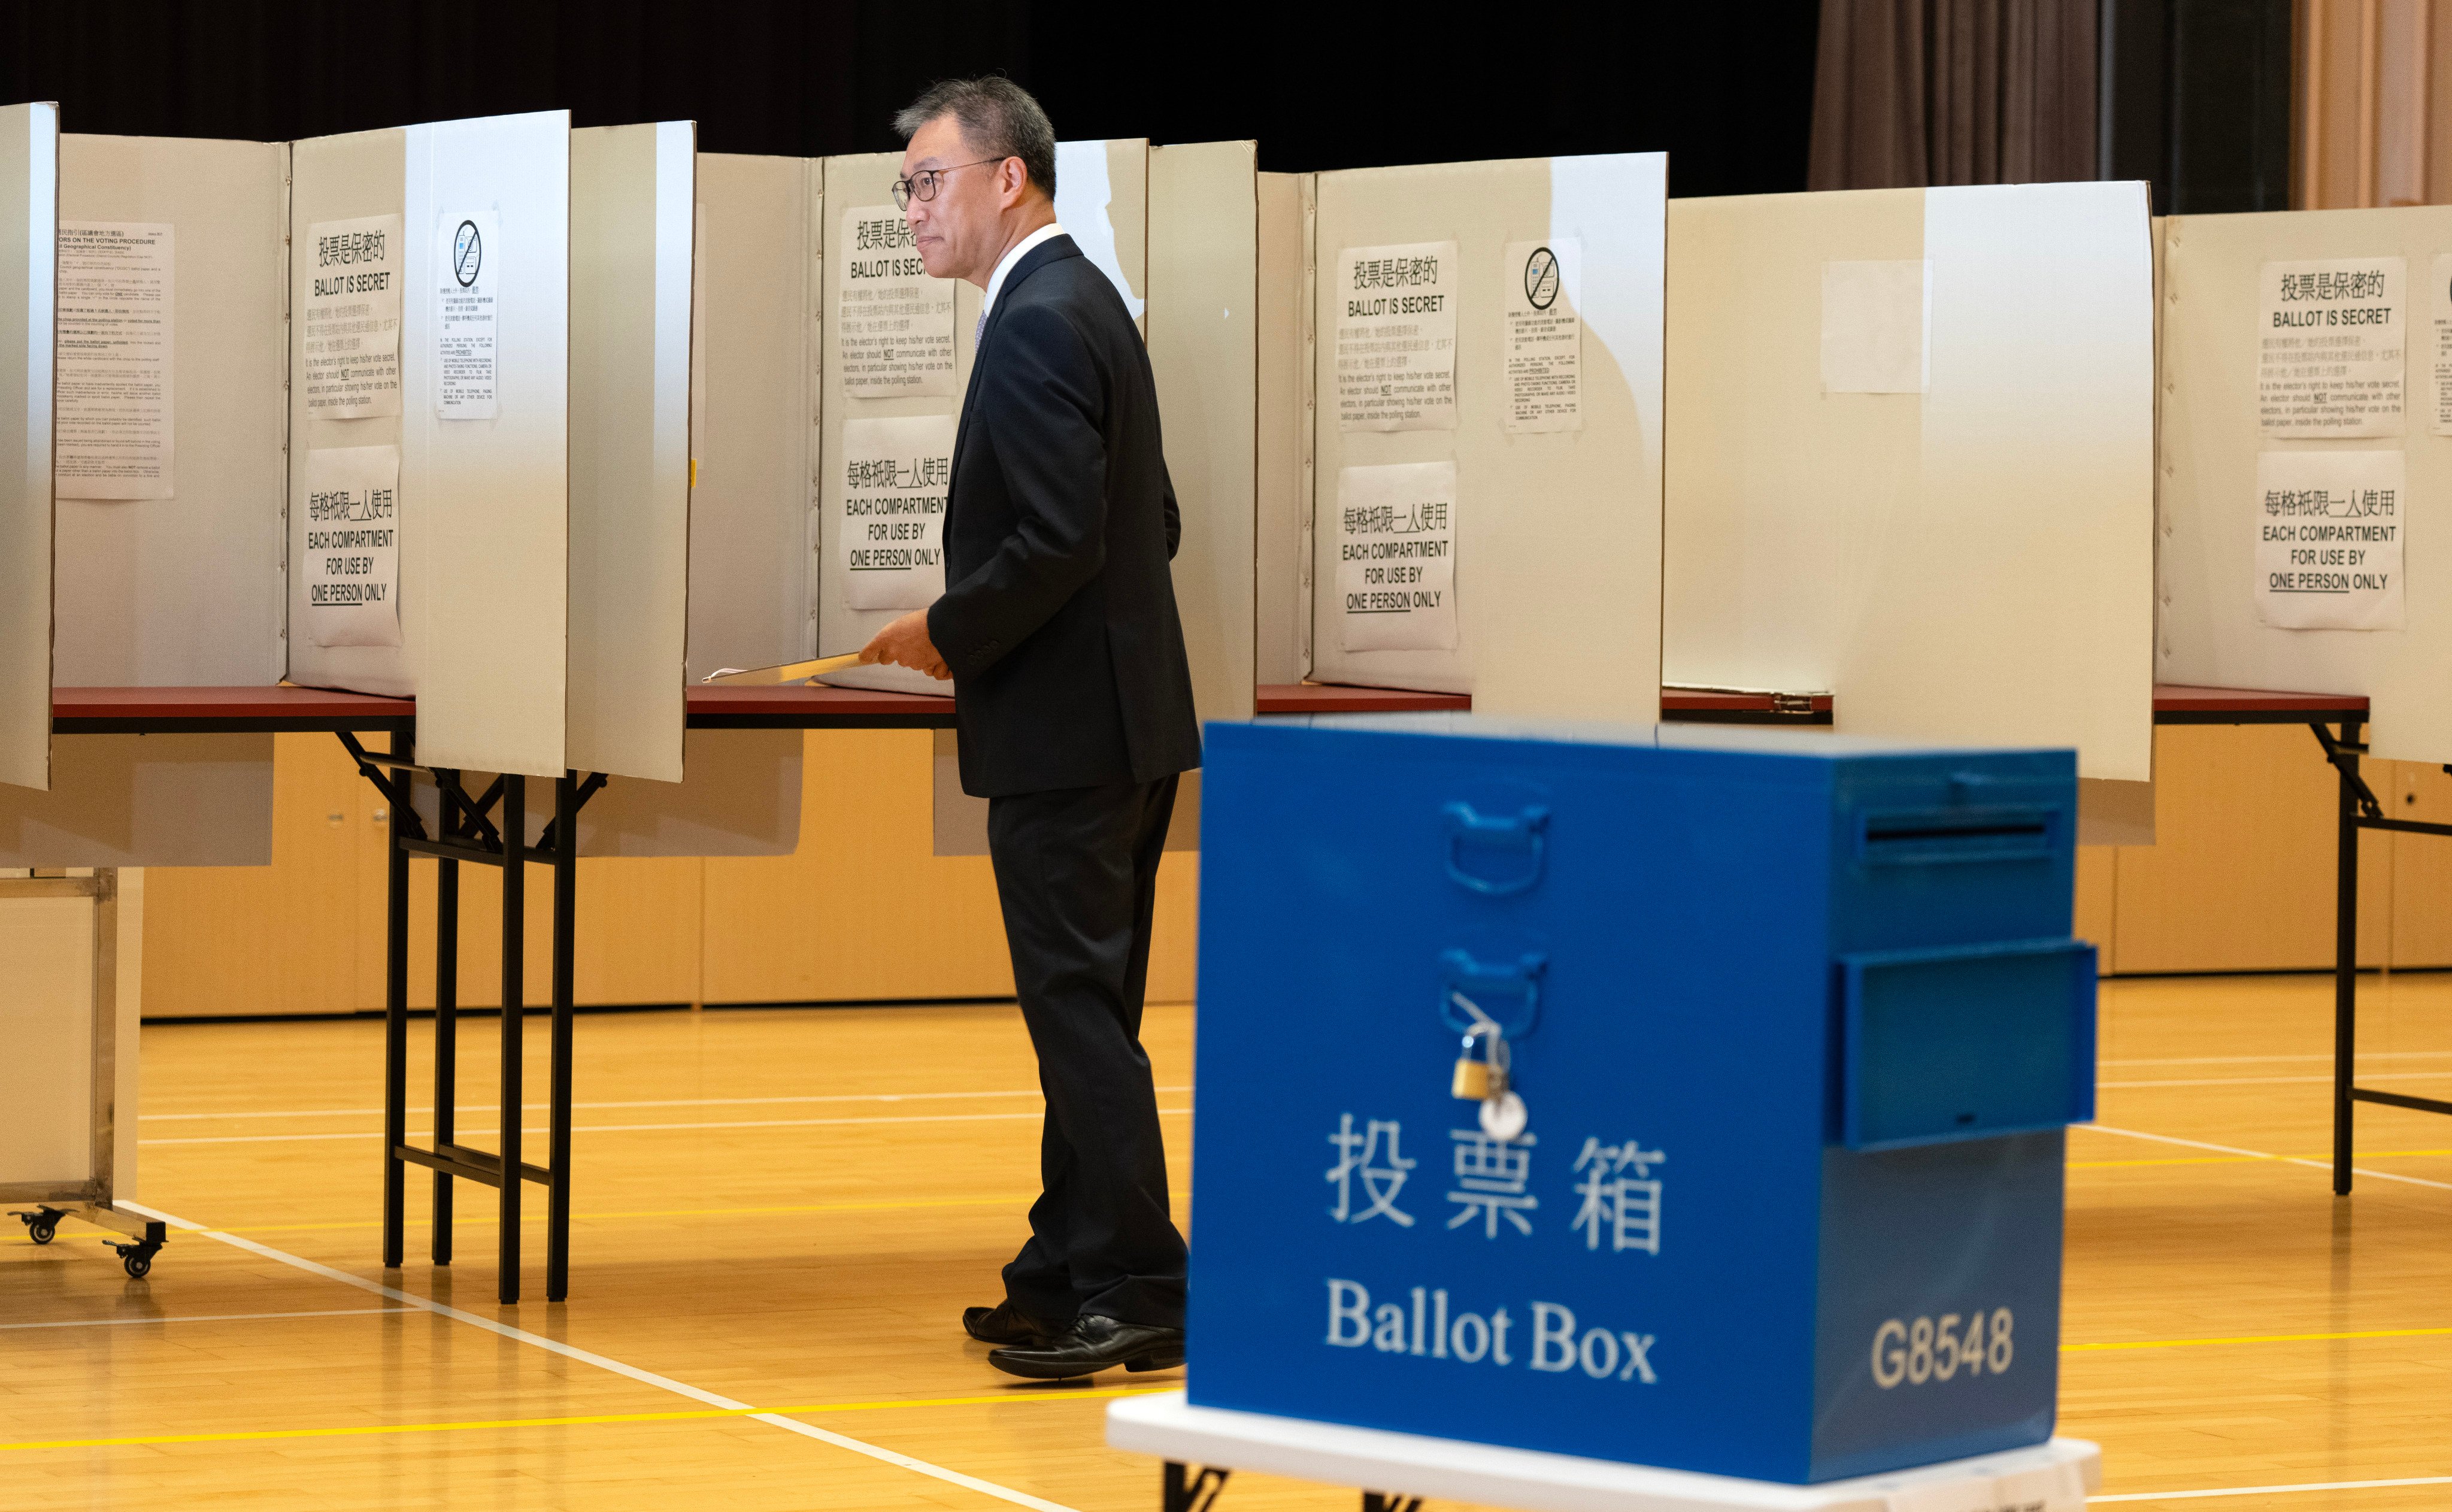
[890, 159, 1003, 210]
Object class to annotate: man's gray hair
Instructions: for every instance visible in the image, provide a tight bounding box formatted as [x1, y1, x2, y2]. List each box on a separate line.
[893, 77, 1057, 199]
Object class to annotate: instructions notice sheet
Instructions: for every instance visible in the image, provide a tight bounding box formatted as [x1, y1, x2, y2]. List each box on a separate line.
[839, 413, 955, 610]
[2255, 449, 2404, 631]
[2432, 252, 2452, 437]
[304, 444, 404, 647]
[436, 210, 500, 419]
[1336, 460, 1458, 652]
[302, 214, 402, 419]
[56, 221, 174, 499]
[840, 205, 956, 398]
[1335, 241, 1457, 432]
[2259, 256, 2405, 438]
[1502, 238, 1582, 432]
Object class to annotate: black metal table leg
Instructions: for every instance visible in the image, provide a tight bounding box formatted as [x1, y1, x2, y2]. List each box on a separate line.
[547, 772, 577, 1302]
[1162, 1462, 1229, 1512]
[500, 772, 526, 1304]
[381, 729, 413, 1269]
[2334, 717, 2362, 1196]
[434, 769, 460, 1266]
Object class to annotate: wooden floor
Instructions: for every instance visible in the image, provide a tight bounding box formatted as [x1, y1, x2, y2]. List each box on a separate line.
[10, 976, 2452, 1509]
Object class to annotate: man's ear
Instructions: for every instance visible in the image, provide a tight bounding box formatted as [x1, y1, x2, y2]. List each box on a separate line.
[999, 157, 1032, 208]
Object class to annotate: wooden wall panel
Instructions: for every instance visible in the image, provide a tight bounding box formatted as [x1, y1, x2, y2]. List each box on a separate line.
[699, 728, 1198, 1007]
[160, 720, 2452, 1014]
[2111, 723, 2392, 972]
[141, 732, 365, 1017]
[2074, 844, 2117, 959]
[2389, 761, 2452, 965]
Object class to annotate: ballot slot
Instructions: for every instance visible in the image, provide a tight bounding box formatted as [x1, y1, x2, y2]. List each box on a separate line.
[1855, 807, 2059, 866]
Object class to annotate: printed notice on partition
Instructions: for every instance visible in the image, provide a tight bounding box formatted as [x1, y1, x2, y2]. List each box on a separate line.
[840, 205, 956, 398]
[1336, 461, 1457, 652]
[2256, 450, 2404, 631]
[2260, 257, 2404, 437]
[1502, 238, 1581, 432]
[1335, 241, 1457, 432]
[435, 210, 499, 419]
[2431, 253, 2452, 435]
[839, 414, 954, 610]
[304, 445, 403, 648]
[55, 221, 173, 499]
[301, 214, 402, 419]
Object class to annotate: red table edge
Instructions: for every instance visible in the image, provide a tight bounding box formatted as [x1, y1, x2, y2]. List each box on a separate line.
[48, 680, 2375, 726]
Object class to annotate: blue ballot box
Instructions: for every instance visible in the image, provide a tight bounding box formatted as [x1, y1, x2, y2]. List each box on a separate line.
[1186, 717, 2095, 1484]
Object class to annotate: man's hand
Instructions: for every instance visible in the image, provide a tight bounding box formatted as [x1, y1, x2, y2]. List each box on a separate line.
[862, 608, 951, 680]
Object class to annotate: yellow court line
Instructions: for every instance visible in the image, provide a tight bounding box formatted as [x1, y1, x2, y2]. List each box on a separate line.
[1, 1386, 1169, 1455]
[193, 1194, 1042, 1236]
[2066, 1325, 2452, 1353]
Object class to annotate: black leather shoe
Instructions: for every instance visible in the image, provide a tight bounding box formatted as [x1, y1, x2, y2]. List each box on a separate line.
[963, 1301, 1066, 1346]
[987, 1314, 1185, 1380]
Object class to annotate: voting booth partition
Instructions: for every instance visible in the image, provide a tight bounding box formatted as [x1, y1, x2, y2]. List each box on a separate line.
[1663, 181, 2159, 823]
[682, 138, 1255, 851]
[0, 111, 698, 1294]
[1188, 716, 2096, 1486]
[2156, 205, 2452, 1181]
[1273, 154, 1667, 723]
[0, 103, 52, 796]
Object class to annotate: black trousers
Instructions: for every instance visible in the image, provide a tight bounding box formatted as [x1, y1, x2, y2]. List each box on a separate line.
[986, 772, 1188, 1330]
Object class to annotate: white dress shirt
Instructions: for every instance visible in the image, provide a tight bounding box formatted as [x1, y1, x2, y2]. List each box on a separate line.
[978, 221, 1067, 333]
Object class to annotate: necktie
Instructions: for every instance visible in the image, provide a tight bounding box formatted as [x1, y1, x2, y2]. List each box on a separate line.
[974, 309, 986, 350]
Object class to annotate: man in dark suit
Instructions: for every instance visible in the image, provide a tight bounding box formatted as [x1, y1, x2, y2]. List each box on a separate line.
[861, 77, 1201, 1381]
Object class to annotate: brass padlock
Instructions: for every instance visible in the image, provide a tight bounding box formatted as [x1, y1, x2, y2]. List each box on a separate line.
[1451, 1028, 1507, 1101]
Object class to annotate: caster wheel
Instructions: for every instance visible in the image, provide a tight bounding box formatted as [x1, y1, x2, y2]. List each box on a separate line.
[122, 1250, 151, 1280]
[26, 1218, 54, 1246]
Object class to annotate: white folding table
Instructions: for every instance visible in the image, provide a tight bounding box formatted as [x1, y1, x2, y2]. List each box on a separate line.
[1107, 1390, 2098, 1512]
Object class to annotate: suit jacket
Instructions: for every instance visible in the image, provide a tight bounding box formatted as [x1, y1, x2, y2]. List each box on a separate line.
[926, 234, 1203, 798]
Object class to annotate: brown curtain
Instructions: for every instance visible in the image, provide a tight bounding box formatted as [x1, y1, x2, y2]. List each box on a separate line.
[1810, 0, 2099, 190]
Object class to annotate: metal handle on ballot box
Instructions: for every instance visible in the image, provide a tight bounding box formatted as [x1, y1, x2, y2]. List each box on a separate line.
[1441, 801, 1550, 896]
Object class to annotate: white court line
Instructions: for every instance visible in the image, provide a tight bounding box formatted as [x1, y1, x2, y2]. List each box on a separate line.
[143, 1109, 1193, 1149]
[2101, 1071, 2452, 1089]
[115, 1200, 1080, 1512]
[2080, 1123, 2452, 1190]
[141, 1089, 1193, 1123]
[2092, 1473, 2452, 1502]
[2102, 1051, 2452, 1068]
[1, 1307, 413, 1331]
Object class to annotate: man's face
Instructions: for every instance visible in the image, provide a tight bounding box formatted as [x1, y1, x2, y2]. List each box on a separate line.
[902, 114, 1006, 284]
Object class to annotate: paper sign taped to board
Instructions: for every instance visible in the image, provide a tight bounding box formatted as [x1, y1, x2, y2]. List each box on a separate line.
[1335, 460, 1457, 652]
[839, 413, 954, 610]
[2254, 449, 2404, 631]
[2259, 257, 2404, 438]
[1335, 241, 1458, 432]
[436, 210, 500, 419]
[301, 214, 403, 419]
[55, 221, 174, 499]
[2431, 252, 2452, 437]
[1821, 259, 1929, 394]
[839, 204, 956, 399]
[304, 444, 404, 647]
[1502, 238, 1581, 432]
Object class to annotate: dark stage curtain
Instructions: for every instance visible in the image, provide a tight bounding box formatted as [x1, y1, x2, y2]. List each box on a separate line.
[1, 1, 1823, 198]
